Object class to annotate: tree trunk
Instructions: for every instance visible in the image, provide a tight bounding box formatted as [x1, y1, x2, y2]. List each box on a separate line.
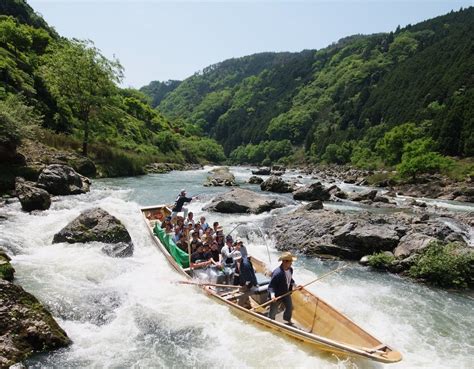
[82, 118, 89, 156]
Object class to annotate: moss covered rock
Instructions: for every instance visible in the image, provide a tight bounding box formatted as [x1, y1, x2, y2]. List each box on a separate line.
[0, 280, 71, 367]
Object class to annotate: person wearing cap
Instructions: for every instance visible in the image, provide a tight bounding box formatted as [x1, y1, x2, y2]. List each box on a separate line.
[171, 189, 196, 220]
[233, 251, 258, 308]
[268, 252, 300, 325]
[234, 239, 248, 259]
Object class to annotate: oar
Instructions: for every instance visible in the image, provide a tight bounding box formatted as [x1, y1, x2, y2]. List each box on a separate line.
[176, 280, 241, 289]
[250, 264, 348, 311]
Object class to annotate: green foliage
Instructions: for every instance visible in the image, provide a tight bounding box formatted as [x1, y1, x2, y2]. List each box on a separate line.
[322, 141, 353, 164]
[146, 7, 473, 167]
[179, 137, 226, 163]
[229, 140, 293, 165]
[39, 39, 124, 155]
[367, 252, 395, 269]
[397, 138, 452, 180]
[0, 94, 42, 146]
[139, 79, 181, 108]
[409, 241, 474, 289]
[375, 123, 424, 165]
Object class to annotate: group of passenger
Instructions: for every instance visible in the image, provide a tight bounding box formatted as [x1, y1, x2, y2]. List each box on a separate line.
[147, 188, 300, 324]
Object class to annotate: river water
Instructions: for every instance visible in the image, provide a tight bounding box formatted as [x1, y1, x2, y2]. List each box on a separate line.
[1, 167, 473, 369]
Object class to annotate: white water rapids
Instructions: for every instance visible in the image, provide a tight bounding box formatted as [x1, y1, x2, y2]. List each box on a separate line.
[1, 167, 473, 368]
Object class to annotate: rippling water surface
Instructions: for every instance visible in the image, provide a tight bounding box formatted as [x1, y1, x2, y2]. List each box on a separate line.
[1, 167, 473, 369]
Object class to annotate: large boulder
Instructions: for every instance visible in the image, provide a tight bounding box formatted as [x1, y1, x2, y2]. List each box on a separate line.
[260, 176, 295, 193]
[203, 167, 236, 187]
[203, 188, 288, 214]
[15, 177, 51, 212]
[347, 189, 378, 202]
[332, 223, 401, 258]
[248, 176, 264, 184]
[0, 280, 71, 367]
[37, 164, 91, 196]
[394, 233, 437, 258]
[293, 182, 331, 201]
[53, 208, 133, 257]
[251, 167, 271, 175]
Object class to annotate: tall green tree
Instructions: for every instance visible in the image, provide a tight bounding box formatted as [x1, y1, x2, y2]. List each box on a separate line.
[40, 39, 123, 156]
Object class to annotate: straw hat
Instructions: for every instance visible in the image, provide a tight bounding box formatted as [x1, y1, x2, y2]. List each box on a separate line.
[278, 251, 297, 262]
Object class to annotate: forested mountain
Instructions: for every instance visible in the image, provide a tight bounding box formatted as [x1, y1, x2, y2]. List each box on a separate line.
[140, 79, 181, 108]
[144, 7, 473, 172]
[0, 0, 224, 181]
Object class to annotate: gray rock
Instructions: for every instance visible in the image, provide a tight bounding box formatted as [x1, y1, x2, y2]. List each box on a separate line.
[37, 164, 90, 196]
[333, 223, 400, 257]
[260, 176, 295, 193]
[203, 167, 236, 187]
[203, 188, 287, 214]
[252, 167, 271, 175]
[0, 280, 71, 367]
[348, 189, 378, 202]
[394, 233, 437, 258]
[303, 200, 324, 211]
[53, 208, 133, 257]
[293, 182, 330, 201]
[248, 176, 264, 184]
[101, 242, 134, 258]
[15, 177, 51, 212]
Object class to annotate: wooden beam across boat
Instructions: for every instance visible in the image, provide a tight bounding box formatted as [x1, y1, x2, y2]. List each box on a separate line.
[141, 205, 402, 364]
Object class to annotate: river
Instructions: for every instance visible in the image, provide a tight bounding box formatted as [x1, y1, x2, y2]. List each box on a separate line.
[1, 167, 473, 368]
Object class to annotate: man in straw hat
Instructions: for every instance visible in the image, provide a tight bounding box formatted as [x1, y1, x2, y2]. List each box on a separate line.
[268, 251, 300, 325]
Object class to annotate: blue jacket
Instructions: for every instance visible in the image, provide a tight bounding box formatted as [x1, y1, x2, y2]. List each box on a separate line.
[268, 265, 294, 297]
[239, 257, 258, 287]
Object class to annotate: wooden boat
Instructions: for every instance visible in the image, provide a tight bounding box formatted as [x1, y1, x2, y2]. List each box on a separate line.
[141, 205, 402, 364]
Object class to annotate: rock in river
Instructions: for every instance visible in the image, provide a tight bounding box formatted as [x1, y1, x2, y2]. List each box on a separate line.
[203, 188, 289, 214]
[0, 280, 71, 367]
[53, 207, 134, 257]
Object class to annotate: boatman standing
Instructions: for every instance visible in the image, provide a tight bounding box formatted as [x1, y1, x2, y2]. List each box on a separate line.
[171, 189, 196, 220]
[268, 251, 301, 326]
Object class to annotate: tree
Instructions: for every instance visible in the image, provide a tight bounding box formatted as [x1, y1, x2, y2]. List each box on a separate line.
[397, 138, 451, 180]
[40, 39, 123, 156]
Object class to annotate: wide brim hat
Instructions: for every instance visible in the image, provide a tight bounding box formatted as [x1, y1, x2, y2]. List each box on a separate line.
[278, 251, 297, 262]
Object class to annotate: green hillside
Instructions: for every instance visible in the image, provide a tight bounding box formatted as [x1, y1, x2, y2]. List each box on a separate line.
[144, 7, 473, 174]
[0, 0, 224, 181]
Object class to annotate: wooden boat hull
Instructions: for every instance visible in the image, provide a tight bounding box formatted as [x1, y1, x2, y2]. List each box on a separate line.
[141, 205, 402, 364]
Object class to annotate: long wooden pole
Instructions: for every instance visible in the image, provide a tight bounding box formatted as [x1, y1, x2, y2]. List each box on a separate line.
[177, 280, 241, 289]
[250, 264, 348, 311]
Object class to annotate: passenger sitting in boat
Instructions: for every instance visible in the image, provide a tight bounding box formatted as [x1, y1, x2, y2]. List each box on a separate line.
[233, 251, 258, 308]
[175, 233, 188, 252]
[164, 221, 173, 234]
[200, 216, 209, 231]
[234, 239, 248, 259]
[221, 236, 235, 284]
[190, 233, 202, 252]
[190, 243, 212, 269]
[194, 222, 203, 238]
[212, 221, 220, 233]
[161, 215, 172, 229]
[210, 240, 221, 265]
[173, 225, 183, 243]
[186, 212, 195, 227]
[215, 233, 225, 250]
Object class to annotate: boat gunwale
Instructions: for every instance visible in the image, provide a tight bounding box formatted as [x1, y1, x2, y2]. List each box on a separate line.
[140, 205, 402, 364]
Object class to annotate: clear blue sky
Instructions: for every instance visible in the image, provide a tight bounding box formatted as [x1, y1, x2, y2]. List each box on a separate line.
[28, 1, 472, 89]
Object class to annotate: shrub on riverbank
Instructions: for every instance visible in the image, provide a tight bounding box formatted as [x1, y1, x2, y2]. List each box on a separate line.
[367, 252, 395, 270]
[409, 241, 474, 289]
